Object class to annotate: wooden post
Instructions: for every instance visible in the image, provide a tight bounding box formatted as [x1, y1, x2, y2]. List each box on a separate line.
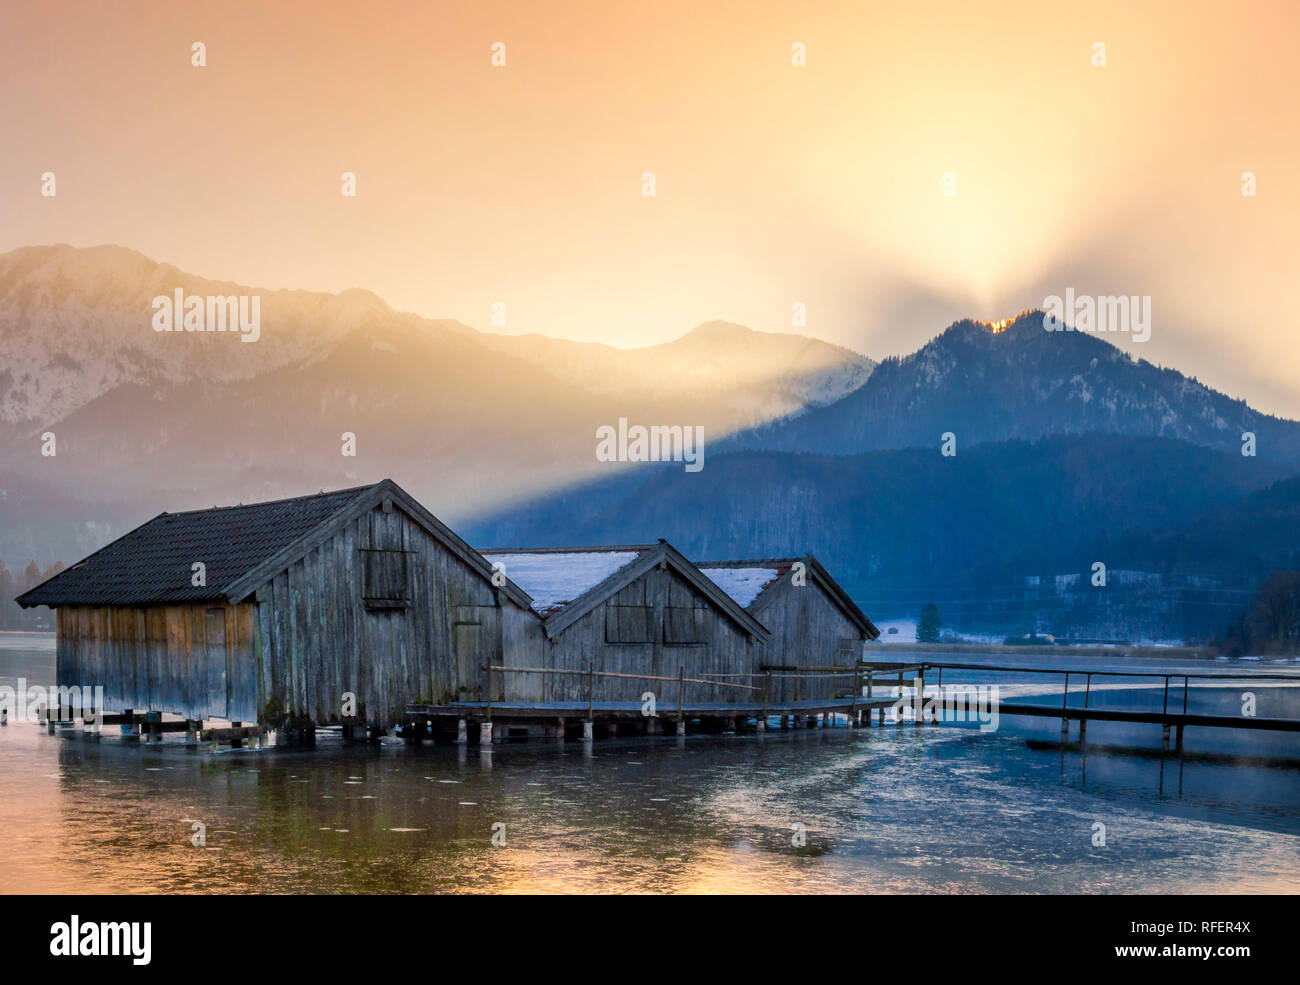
[485, 665, 494, 723]
[1060, 672, 1070, 740]
[675, 665, 684, 731]
[914, 667, 925, 725]
[586, 664, 595, 726]
[851, 665, 860, 726]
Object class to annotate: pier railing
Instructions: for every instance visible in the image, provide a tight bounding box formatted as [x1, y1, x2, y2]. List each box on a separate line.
[478, 663, 897, 726]
[862, 658, 1300, 746]
[482, 663, 763, 726]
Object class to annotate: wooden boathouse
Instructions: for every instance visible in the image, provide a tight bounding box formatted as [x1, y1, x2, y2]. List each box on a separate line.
[16, 479, 537, 734]
[408, 544, 897, 741]
[19, 481, 894, 745]
[697, 555, 879, 702]
[481, 542, 770, 709]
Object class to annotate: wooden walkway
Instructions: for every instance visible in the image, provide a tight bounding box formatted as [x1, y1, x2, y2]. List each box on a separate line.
[994, 701, 1300, 733]
[863, 659, 1300, 752]
[407, 695, 897, 721]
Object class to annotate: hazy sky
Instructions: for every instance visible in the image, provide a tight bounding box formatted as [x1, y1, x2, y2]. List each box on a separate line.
[4, 0, 1299, 414]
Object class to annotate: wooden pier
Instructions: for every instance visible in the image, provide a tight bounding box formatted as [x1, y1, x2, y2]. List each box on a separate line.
[403, 662, 918, 741]
[40, 706, 267, 747]
[862, 659, 1300, 753]
[35, 656, 1300, 755]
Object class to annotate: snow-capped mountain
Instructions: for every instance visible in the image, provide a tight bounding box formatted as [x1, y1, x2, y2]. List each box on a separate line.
[0, 244, 873, 435]
[0, 244, 875, 563]
[0, 244, 403, 427]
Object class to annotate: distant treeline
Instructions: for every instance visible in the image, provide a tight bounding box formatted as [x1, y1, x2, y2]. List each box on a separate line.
[0, 560, 64, 630]
[464, 432, 1300, 643]
[1220, 571, 1300, 656]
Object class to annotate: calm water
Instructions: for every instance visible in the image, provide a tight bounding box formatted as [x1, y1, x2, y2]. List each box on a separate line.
[2, 634, 1298, 894]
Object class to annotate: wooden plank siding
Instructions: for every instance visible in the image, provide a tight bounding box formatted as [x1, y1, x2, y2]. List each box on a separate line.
[497, 565, 757, 707]
[753, 582, 866, 703]
[52, 500, 526, 728]
[250, 501, 514, 727]
[55, 602, 256, 721]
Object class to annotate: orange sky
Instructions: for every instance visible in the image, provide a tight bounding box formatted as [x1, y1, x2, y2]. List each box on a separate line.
[3, 0, 1299, 413]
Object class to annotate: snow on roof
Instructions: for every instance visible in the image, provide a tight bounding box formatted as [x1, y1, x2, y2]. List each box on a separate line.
[485, 551, 642, 615]
[699, 565, 783, 608]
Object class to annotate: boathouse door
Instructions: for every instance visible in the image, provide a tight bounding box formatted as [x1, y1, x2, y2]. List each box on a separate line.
[454, 622, 481, 701]
[205, 608, 229, 720]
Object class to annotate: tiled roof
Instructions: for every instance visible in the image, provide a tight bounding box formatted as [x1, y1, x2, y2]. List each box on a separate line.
[17, 484, 378, 607]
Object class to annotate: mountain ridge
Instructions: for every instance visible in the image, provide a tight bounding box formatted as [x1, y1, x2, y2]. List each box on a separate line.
[721, 311, 1300, 464]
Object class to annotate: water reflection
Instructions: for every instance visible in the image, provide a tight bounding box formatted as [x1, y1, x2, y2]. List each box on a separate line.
[2, 636, 1298, 894]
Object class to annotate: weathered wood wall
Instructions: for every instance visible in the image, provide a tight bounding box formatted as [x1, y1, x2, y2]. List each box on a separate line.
[56, 602, 256, 721]
[253, 502, 512, 727]
[753, 582, 865, 702]
[498, 565, 756, 707]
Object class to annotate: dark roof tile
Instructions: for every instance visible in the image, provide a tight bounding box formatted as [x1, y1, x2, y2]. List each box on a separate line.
[17, 484, 377, 607]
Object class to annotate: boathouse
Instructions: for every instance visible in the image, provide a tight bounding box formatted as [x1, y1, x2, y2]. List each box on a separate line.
[16, 479, 536, 729]
[697, 555, 878, 702]
[480, 542, 771, 708]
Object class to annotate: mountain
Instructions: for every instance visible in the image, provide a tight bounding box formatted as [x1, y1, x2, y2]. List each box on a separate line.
[0, 245, 872, 438]
[0, 244, 873, 560]
[475, 320, 873, 422]
[10, 243, 1300, 642]
[723, 312, 1300, 464]
[0, 243, 400, 428]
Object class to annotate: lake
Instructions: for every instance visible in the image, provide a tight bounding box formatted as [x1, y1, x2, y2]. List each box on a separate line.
[2, 633, 1297, 894]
